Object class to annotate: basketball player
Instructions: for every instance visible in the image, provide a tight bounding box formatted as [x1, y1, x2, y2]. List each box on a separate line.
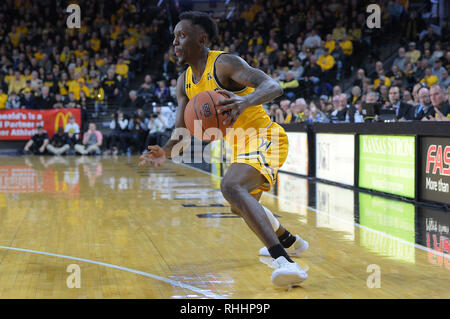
[139, 11, 308, 287]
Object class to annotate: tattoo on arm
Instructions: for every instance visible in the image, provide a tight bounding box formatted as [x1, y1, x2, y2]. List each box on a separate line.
[216, 54, 283, 106]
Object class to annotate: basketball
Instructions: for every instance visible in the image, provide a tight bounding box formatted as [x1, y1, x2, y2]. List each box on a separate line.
[184, 90, 231, 141]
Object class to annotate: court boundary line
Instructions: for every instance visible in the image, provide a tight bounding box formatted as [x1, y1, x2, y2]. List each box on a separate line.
[177, 162, 450, 260]
[0, 245, 225, 299]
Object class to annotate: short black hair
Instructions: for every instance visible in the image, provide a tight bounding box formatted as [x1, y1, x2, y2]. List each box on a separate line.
[179, 11, 218, 42]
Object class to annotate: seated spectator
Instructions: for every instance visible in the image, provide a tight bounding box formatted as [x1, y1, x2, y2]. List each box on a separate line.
[102, 68, 122, 108]
[6, 93, 21, 109]
[350, 86, 362, 105]
[431, 59, 445, 82]
[0, 88, 7, 109]
[329, 95, 347, 123]
[35, 86, 54, 109]
[393, 47, 407, 72]
[155, 80, 170, 104]
[21, 88, 35, 109]
[428, 84, 450, 120]
[373, 69, 391, 90]
[74, 123, 103, 155]
[420, 68, 438, 87]
[23, 125, 49, 155]
[8, 70, 26, 94]
[64, 92, 81, 108]
[304, 29, 322, 49]
[121, 90, 143, 109]
[279, 72, 299, 100]
[145, 110, 166, 147]
[128, 108, 149, 152]
[90, 79, 106, 117]
[340, 93, 356, 123]
[439, 69, 450, 89]
[407, 42, 421, 64]
[138, 74, 156, 101]
[168, 78, 177, 102]
[385, 86, 412, 121]
[161, 53, 176, 81]
[109, 110, 129, 155]
[47, 127, 71, 155]
[361, 91, 382, 122]
[412, 86, 435, 120]
[64, 115, 81, 140]
[317, 48, 335, 73]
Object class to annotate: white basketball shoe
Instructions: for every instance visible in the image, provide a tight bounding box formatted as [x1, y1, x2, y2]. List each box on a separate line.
[271, 256, 308, 287]
[259, 235, 309, 257]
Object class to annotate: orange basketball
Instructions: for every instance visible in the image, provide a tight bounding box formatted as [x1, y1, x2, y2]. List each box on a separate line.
[184, 90, 231, 141]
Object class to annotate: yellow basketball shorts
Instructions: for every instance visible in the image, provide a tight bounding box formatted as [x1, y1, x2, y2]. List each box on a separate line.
[225, 122, 289, 194]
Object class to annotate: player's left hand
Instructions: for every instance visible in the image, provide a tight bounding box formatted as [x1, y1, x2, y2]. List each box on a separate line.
[216, 90, 250, 126]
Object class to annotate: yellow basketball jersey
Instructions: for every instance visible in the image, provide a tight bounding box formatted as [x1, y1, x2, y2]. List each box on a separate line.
[184, 50, 272, 132]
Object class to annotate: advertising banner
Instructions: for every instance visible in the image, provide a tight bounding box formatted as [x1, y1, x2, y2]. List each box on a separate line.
[316, 133, 355, 185]
[359, 193, 416, 263]
[0, 108, 81, 140]
[420, 137, 450, 205]
[279, 132, 308, 176]
[359, 135, 415, 198]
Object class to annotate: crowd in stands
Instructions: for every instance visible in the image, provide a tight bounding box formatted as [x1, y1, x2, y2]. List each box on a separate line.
[0, 0, 172, 116]
[2, 0, 450, 157]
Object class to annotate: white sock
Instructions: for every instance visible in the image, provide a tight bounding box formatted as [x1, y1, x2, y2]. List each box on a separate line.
[262, 205, 280, 232]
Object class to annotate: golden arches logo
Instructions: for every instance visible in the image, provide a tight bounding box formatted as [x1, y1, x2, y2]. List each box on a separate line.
[54, 112, 73, 132]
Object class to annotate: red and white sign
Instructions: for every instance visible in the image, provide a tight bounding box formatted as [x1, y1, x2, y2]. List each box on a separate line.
[0, 108, 81, 140]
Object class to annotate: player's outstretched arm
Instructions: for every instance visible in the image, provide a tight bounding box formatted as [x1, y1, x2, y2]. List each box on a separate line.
[139, 71, 190, 167]
[215, 54, 283, 125]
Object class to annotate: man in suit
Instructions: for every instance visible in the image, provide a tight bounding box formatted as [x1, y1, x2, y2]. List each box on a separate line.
[386, 85, 412, 120]
[413, 86, 435, 120]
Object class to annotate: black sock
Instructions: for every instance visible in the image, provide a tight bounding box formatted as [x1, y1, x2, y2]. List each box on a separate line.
[278, 230, 296, 249]
[268, 244, 294, 263]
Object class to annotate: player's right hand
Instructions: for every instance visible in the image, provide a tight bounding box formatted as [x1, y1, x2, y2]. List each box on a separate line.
[138, 145, 166, 167]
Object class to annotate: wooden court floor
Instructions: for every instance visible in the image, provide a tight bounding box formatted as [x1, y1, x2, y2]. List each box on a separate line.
[0, 155, 448, 299]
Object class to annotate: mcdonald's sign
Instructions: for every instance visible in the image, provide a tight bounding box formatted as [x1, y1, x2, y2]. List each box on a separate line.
[54, 111, 74, 132]
[0, 108, 81, 140]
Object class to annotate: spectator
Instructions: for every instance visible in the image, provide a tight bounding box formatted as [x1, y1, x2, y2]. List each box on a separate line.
[420, 68, 439, 87]
[280, 72, 299, 100]
[109, 110, 129, 155]
[155, 80, 170, 104]
[0, 88, 7, 109]
[431, 59, 445, 82]
[329, 94, 346, 123]
[91, 79, 106, 117]
[121, 90, 143, 109]
[35, 86, 54, 109]
[138, 74, 156, 101]
[64, 115, 81, 140]
[6, 93, 21, 109]
[145, 110, 166, 147]
[21, 88, 35, 109]
[102, 69, 122, 108]
[428, 84, 450, 120]
[23, 125, 49, 155]
[46, 127, 71, 155]
[407, 42, 421, 64]
[439, 69, 450, 89]
[161, 53, 176, 81]
[7, 70, 26, 94]
[386, 86, 412, 120]
[393, 47, 407, 72]
[413, 86, 434, 120]
[74, 123, 103, 155]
